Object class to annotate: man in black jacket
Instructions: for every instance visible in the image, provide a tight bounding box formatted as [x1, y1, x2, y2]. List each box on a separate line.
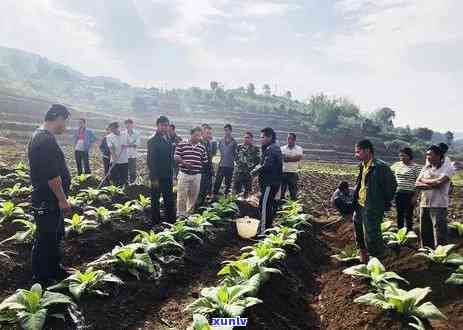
[197, 123, 217, 207]
[147, 116, 175, 224]
[28, 104, 72, 285]
[252, 127, 283, 234]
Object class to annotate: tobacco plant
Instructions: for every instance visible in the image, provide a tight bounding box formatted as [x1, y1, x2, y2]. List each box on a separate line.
[354, 286, 446, 330]
[343, 257, 408, 291]
[89, 244, 160, 280]
[1, 218, 36, 244]
[0, 283, 73, 330]
[185, 285, 262, 318]
[64, 214, 98, 236]
[332, 245, 360, 263]
[49, 267, 124, 300]
[417, 244, 463, 266]
[0, 201, 27, 224]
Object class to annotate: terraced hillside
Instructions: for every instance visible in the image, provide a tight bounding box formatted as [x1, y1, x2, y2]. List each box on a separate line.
[0, 90, 395, 164]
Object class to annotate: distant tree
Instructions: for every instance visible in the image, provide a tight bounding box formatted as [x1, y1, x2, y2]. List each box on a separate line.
[414, 127, 434, 141]
[373, 107, 396, 130]
[445, 131, 454, 145]
[362, 118, 382, 135]
[263, 84, 271, 96]
[285, 90, 292, 99]
[247, 83, 256, 96]
[308, 93, 341, 131]
[210, 81, 218, 91]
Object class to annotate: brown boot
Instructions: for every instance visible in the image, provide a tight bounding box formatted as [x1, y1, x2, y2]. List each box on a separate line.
[360, 249, 369, 263]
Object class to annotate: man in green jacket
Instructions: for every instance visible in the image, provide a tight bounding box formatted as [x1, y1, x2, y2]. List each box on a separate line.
[353, 139, 397, 262]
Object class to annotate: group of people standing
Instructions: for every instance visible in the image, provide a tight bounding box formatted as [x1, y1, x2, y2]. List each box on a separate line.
[146, 118, 304, 230]
[27, 104, 306, 285]
[332, 140, 459, 263]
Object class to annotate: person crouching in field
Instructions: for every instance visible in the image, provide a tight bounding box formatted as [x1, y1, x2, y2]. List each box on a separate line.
[175, 127, 208, 217]
[331, 181, 355, 222]
[416, 145, 455, 248]
[353, 140, 397, 262]
[28, 104, 72, 286]
[252, 127, 283, 235]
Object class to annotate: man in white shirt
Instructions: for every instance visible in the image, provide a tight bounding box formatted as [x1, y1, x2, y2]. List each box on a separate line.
[416, 145, 455, 248]
[124, 119, 141, 184]
[106, 122, 129, 186]
[280, 133, 303, 200]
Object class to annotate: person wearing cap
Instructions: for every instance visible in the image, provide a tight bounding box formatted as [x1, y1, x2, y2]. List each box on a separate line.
[28, 104, 72, 285]
[73, 118, 96, 175]
[416, 145, 455, 248]
[147, 116, 176, 224]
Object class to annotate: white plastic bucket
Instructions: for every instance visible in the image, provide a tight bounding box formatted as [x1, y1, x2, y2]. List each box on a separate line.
[236, 217, 260, 239]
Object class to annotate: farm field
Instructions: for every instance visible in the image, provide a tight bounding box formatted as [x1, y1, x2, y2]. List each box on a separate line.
[1, 140, 463, 330]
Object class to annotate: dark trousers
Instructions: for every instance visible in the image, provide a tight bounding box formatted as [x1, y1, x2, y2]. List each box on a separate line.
[213, 166, 234, 195]
[334, 199, 355, 216]
[32, 208, 64, 283]
[151, 177, 175, 224]
[395, 191, 415, 231]
[110, 163, 128, 187]
[420, 207, 448, 249]
[102, 157, 110, 185]
[281, 172, 298, 200]
[233, 172, 253, 196]
[197, 171, 213, 207]
[128, 158, 137, 184]
[353, 207, 385, 257]
[258, 184, 280, 234]
[75, 150, 90, 175]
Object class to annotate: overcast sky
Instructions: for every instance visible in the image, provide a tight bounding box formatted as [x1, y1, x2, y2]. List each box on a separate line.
[0, 0, 461, 131]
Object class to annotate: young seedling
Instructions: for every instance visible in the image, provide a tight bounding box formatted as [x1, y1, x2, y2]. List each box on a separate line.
[113, 201, 142, 220]
[89, 244, 159, 280]
[446, 265, 463, 285]
[383, 228, 418, 248]
[240, 242, 287, 266]
[0, 283, 74, 330]
[49, 267, 124, 300]
[331, 245, 361, 263]
[135, 194, 151, 211]
[132, 229, 185, 263]
[218, 259, 281, 294]
[343, 257, 408, 291]
[211, 195, 239, 218]
[0, 183, 32, 199]
[185, 285, 262, 318]
[449, 221, 463, 237]
[417, 244, 463, 266]
[164, 221, 204, 243]
[0, 201, 27, 224]
[1, 218, 36, 244]
[354, 286, 446, 330]
[65, 214, 98, 236]
[84, 206, 113, 224]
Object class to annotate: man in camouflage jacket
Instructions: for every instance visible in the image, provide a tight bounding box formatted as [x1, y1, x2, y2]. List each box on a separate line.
[233, 131, 260, 199]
